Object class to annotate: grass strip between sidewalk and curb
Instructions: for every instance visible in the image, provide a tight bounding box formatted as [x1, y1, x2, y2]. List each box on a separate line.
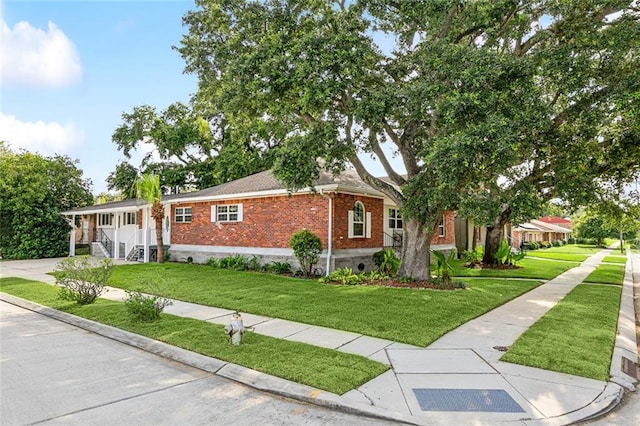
[0, 277, 388, 395]
[583, 264, 626, 285]
[601, 255, 627, 264]
[104, 263, 543, 346]
[501, 284, 622, 381]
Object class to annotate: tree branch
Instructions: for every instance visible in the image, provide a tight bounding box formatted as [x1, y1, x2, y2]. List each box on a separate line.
[349, 152, 405, 206]
[367, 128, 406, 186]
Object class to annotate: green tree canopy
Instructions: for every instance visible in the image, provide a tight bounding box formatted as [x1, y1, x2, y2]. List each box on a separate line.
[0, 147, 93, 259]
[111, 102, 275, 192]
[177, 0, 640, 277]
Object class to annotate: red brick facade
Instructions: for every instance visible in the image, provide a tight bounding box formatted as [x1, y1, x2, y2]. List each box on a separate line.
[432, 211, 456, 246]
[171, 192, 390, 249]
[171, 194, 330, 248]
[331, 193, 384, 249]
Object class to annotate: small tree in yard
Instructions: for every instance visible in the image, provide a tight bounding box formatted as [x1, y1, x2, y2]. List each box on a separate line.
[56, 256, 113, 305]
[289, 229, 322, 277]
[136, 174, 165, 263]
[124, 274, 173, 322]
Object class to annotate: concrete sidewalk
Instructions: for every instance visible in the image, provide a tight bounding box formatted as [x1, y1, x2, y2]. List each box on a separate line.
[1, 249, 638, 425]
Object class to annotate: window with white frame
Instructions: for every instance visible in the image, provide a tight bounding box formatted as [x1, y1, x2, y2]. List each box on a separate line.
[348, 201, 371, 238]
[98, 213, 113, 226]
[175, 207, 192, 223]
[388, 208, 402, 230]
[438, 214, 446, 237]
[213, 204, 243, 222]
[124, 212, 137, 225]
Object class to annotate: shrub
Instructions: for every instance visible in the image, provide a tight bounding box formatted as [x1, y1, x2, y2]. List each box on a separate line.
[526, 241, 539, 250]
[552, 240, 561, 247]
[567, 237, 575, 244]
[432, 250, 455, 285]
[461, 246, 483, 265]
[372, 250, 385, 267]
[124, 290, 173, 321]
[429, 277, 467, 290]
[55, 256, 113, 305]
[207, 257, 220, 267]
[319, 267, 362, 285]
[124, 275, 173, 321]
[289, 229, 322, 278]
[219, 254, 249, 270]
[265, 261, 291, 274]
[361, 270, 390, 282]
[378, 248, 400, 276]
[247, 255, 261, 271]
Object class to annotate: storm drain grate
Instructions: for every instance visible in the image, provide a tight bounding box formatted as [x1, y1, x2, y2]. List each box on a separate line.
[413, 388, 526, 413]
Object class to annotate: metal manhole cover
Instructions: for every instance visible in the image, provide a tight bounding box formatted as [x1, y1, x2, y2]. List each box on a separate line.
[621, 357, 639, 379]
[413, 388, 525, 413]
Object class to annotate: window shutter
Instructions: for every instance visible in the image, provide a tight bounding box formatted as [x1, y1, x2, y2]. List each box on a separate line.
[348, 210, 354, 238]
[211, 205, 216, 222]
[237, 204, 243, 222]
[366, 212, 372, 238]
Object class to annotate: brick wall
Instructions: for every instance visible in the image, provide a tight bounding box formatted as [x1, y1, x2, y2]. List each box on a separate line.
[331, 193, 384, 249]
[171, 194, 330, 248]
[432, 210, 456, 246]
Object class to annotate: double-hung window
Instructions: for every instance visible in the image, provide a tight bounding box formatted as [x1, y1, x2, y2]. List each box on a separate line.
[124, 212, 137, 225]
[348, 201, 371, 238]
[438, 215, 446, 237]
[213, 204, 243, 222]
[98, 213, 113, 227]
[175, 207, 192, 223]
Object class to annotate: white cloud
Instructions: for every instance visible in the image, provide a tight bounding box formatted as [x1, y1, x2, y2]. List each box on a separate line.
[1, 19, 82, 88]
[0, 112, 84, 154]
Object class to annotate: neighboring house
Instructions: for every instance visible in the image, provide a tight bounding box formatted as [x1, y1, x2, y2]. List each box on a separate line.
[62, 169, 456, 274]
[454, 217, 513, 254]
[512, 218, 572, 248]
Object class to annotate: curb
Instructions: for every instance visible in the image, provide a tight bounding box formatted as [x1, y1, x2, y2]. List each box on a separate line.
[0, 292, 416, 425]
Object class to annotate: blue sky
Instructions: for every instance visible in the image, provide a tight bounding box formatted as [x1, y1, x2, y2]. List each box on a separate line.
[1, 0, 198, 194]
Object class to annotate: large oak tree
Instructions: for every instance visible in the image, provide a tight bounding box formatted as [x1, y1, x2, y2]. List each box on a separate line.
[177, 0, 639, 278]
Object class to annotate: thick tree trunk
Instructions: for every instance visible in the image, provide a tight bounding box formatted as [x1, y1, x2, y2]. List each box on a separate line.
[482, 206, 511, 265]
[397, 218, 434, 280]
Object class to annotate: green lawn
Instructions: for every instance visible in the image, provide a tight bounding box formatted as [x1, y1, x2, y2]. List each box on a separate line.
[502, 284, 621, 381]
[105, 263, 542, 346]
[602, 255, 627, 264]
[0, 277, 387, 395]
[523, 244, 606, 262]
[583, 264, 626, 285]
[524, 251, 590, 262]
[452, 257, 578, 280]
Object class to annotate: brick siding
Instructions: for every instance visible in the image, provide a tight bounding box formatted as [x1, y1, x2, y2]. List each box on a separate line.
[171, 194, 330, 248]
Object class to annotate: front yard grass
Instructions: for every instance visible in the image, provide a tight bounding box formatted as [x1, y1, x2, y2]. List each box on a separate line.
[0, 277, 387, 395]
[451, 257, 578, 280]
[106, 263, 542, 346]
[502, 284, 621, 381]
[602, 255, 627, 264]
[583, 264, 626, 285]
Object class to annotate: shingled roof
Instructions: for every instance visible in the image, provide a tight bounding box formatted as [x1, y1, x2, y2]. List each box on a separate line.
[62, 168, 384, 215]
[166, 168, 381, 203]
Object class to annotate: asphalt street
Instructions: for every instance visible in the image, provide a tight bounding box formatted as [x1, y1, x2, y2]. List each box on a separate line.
[0, 301, 394, 425]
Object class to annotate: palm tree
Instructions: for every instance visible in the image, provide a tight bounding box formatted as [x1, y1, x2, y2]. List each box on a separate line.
[136, 174, 165, 263]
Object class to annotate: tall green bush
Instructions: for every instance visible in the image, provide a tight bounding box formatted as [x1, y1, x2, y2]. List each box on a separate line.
[289, 229, 322, 277]
[55, 256, 113, 305]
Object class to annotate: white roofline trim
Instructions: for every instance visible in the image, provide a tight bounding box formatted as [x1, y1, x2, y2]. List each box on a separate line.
[165, 184, 385, 205]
